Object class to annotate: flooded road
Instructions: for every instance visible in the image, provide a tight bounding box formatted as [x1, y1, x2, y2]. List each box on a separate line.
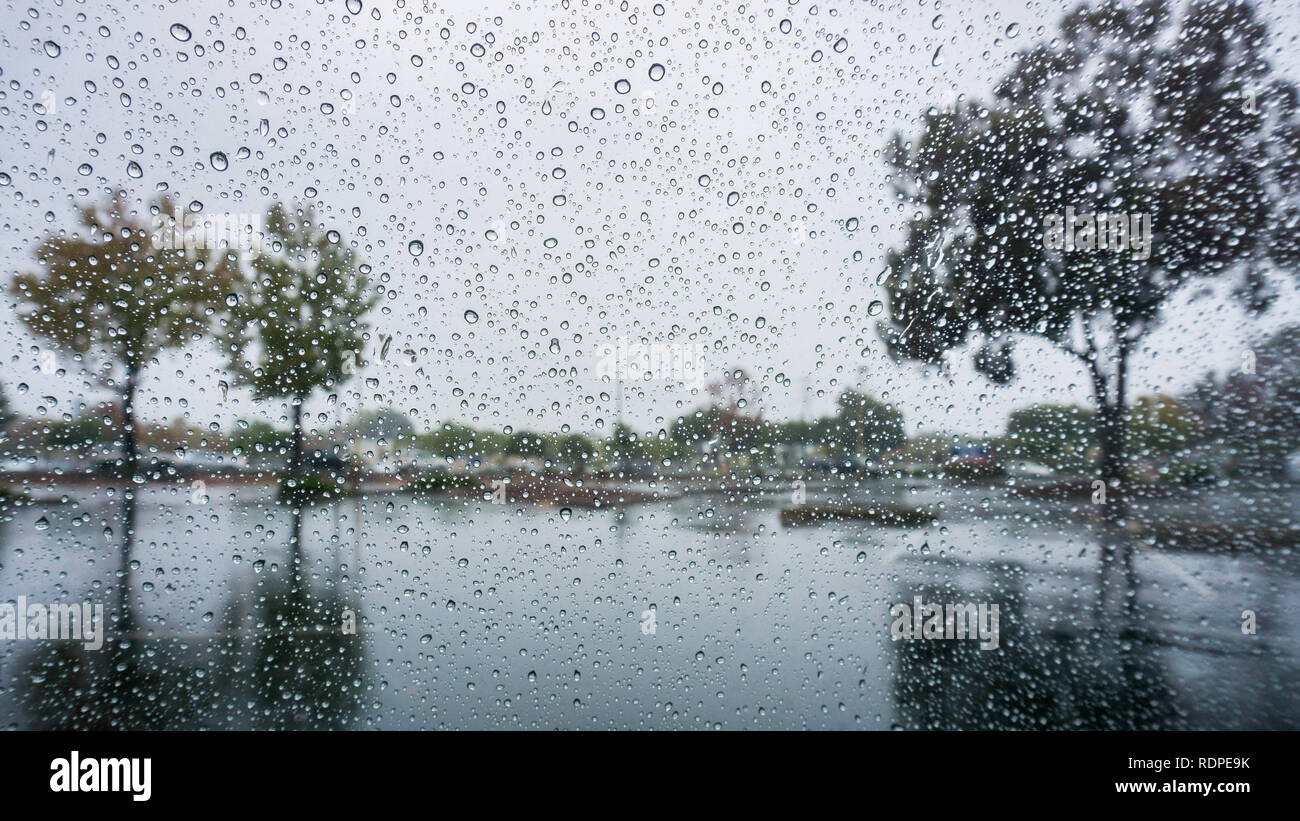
[2, 480, 1297, 729]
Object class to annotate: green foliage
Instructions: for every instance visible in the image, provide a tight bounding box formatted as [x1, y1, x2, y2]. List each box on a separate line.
[12, 192, 234, 379]
[1004, 403, 1098, 472]
[1164, 455, 1217, 487]
[230, 419, 293, 458]
[506, 431, 546, 458]
[277, 473, 340, 505]
[222, 203, 378, 403]
[406, 473, 480, 493]
[1002, 396, 1204, 470]
[880, 2, 1298, 375]
[354, 407, 414, 443]
[670, 389, 905, 462]
[45, 415, 109, 451]
[823, 390, 906, 457]
[1126, 394, 1203, 459]
[414, 421, 505, 460]
[556, 433, 594, 472]
[876, 0, 1300, 486]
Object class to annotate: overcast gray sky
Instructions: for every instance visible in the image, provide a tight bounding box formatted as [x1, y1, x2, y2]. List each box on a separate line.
[3, 0, 1298, 441]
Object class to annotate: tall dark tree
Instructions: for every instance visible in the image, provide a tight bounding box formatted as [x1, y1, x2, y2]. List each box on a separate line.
[834, 389, 906, 459]
[223, 203, 378, 477]
[11, 191, 233, 481]
[878, 0, 1300, 499]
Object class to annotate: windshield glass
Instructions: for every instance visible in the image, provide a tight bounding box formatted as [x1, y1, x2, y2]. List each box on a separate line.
[2, 0, 1298, 731]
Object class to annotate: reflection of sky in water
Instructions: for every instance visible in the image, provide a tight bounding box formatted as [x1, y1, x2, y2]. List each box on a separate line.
[1, 483, 1297, 729]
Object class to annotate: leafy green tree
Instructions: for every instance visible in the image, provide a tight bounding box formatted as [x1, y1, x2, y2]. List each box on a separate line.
[229, 419, 294, 462]
[417, 421, 478, 461]
[45, 415, 109, 452]
[670, 408, 720, 451]
[606, 421, 640, 462]
[1126, 394, 1204, 460]
[222, 203, 378, 476]
[1004, 403, 1098, 472]
[506, 430, 546, 460]
[671, 391, 903, 467]
[834, 390, 906, 458]
[354, 407, 415, 452]
[11, 191, 233, 480]
[878, 0, 1300, 497]
[556, 433, 593, 474]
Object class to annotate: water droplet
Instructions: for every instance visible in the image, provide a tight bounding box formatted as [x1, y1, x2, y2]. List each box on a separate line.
[464, 309, 479, 324]
[648, 63, 665, 81]
[209, 151, 228, 171]
[169, 24, 191, 42]
[408, 239, 424, 257]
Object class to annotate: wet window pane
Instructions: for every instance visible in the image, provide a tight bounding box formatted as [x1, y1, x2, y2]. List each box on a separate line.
[1, 0, 1298, 731]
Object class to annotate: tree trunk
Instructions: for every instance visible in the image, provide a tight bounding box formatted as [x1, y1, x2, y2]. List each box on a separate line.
[116, 490, 138, 635]
[1086, 346, 1129, 519]
[117, 362, 140, 637]
[1103, 345, 1129, 517]
[121, 362, 139, 482]
[1091, 347, 1136, 658]
[289, 499, 305, 598]
[290, 398, 304, 476]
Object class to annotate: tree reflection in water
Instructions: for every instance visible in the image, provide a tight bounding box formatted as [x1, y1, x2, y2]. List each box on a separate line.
[17, 498, 365, 729]
[891, 534, 1180, 730]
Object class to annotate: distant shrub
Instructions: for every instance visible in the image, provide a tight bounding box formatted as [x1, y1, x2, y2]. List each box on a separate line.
[406, 473, 480, 494]
[278, 474, 340, 505]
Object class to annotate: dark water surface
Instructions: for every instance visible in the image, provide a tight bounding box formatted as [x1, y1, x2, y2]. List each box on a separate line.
[2, 480, 1297, 729]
